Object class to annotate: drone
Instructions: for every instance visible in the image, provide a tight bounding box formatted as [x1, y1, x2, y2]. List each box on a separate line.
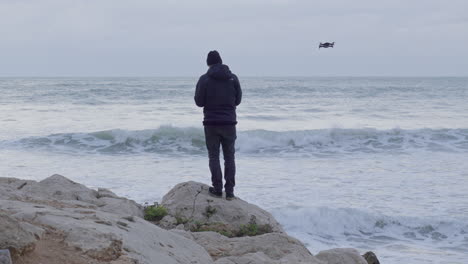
[319, 42, 335, 49]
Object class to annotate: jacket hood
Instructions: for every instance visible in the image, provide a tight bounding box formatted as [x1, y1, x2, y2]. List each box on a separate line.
[207, 64, 232, 80]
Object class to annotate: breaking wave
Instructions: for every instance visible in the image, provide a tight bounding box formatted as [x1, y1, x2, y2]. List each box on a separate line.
[3, 126, 468, 155]
[272, 206, 468, 254]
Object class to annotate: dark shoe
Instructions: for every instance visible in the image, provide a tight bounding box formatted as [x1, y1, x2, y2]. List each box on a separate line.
[226, 193, 235, 201]
[209, 187, 222, 198]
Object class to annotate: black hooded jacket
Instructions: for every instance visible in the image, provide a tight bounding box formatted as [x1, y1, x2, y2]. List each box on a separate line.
[195, 64, 242, 126]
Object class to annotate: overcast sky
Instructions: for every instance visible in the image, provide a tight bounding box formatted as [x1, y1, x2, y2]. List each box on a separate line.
[1, 0, 467, 76]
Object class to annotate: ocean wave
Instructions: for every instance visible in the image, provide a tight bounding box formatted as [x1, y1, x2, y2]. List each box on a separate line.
[272, 206, 468, 250]
[3, 126, 468, 155]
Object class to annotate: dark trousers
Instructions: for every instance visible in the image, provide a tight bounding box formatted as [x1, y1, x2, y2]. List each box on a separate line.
[204, 125, 236, 194]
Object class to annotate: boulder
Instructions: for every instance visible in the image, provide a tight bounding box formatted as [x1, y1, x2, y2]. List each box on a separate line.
[97, 188, 120, 199]
[0, 175, 378, 264]
[0, 176, 214, 264]
[161, 181, 283, 233]
[190, 231, 325, 264]
[98, 197, 144, 218]
[159, 215, 178, 229]
[20, 174, 104, 206]
[316, 248, 368, 264]
[0, 213, 40, 257]
[362, 251, 380, 264]
[0, 178, 36, 200]
[1, 174, 144, 218]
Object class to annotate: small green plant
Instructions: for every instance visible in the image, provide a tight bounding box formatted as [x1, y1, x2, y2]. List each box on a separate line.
[236, 215, 273, 237]
[175, 215, 189, 225]
[237, 223, 273, 237]
[219, 230, 234, 237]
[144, 204, 168, 221]
[203, 205, 217, 219]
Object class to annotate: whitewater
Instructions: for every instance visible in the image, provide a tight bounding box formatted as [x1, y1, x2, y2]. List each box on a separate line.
[1, 77, 467, 263]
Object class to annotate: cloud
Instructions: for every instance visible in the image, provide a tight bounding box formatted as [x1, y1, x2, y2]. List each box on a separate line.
[0, 0, 467, 76]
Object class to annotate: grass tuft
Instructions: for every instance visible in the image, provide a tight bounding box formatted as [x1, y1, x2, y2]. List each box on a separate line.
[144, 204, 168, 221]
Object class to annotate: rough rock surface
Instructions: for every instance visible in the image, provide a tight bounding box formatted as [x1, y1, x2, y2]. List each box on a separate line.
[0, 175, 213, 264]
[161, 181, 284, 233]
[189, 231, 325, 264]
[0, 213, 40, 257]
[316, 248, 368, 264]
[362, 251, 380, 264]
[1, 175, 377, 264]
[0, 175, 144, 218]
[159, 215, 178, 230]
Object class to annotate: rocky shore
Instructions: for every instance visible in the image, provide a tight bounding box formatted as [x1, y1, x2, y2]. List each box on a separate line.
[0, 174, 379, 264]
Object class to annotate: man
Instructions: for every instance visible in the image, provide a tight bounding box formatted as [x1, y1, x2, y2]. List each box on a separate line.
[194, 50, 242, 200]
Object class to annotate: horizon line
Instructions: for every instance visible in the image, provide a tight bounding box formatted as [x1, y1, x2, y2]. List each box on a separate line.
[1, 75, 467, 78]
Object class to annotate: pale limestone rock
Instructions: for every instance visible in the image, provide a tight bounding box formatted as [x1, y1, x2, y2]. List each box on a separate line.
[99, 197, 144, 218]
[0, 213, 39, 257]
[0, 176, 214, 264]
[1, 174, 143, 217]
[0, 175, 376, 264]
[213, 252, 272, 264]
[21, 174, 105, 206]
[190, 231, 325, 264]
[170, 229, 195, 240]
[97, 188, 120, 198]
[316, 248, 368, 264]
[0, 178, 36, 200]
[159, 215, 178, 229]
[161, 181, 283, 233]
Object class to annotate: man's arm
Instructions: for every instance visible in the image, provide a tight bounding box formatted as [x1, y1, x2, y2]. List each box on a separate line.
[233, 75, 242, 106]
[194, 76, 206, 107]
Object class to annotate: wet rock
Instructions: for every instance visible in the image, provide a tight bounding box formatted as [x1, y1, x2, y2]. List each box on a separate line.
[362, 251, 380, 264]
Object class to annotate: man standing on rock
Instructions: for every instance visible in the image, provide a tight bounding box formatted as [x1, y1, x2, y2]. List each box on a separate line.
[194, 50, 242, 201]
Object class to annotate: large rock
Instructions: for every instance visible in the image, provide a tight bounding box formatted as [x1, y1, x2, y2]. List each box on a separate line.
[0, 213, 41, 257]
[161, 181, 283, 233]
[0, 175, 214, 264]
[188, 231, 325, 264]
[0, 174, 143, 218]
[362, 251, 380, 264]
[1, 175, 377, 264]
[20, 174, 104, 205]
[316, 248, 368, 264]
[0, 178, 37, 200]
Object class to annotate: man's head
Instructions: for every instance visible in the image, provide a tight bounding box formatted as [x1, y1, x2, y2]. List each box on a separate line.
[207, 50, 222, 66]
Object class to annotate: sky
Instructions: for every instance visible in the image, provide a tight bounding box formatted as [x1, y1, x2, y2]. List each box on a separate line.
[0, 0, 467, 77]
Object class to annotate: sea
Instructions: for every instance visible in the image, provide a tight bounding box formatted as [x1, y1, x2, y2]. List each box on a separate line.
[0, 77, 467, 263]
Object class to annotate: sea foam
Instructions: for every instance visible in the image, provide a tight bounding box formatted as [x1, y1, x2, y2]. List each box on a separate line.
[4, 126, 468, 155]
